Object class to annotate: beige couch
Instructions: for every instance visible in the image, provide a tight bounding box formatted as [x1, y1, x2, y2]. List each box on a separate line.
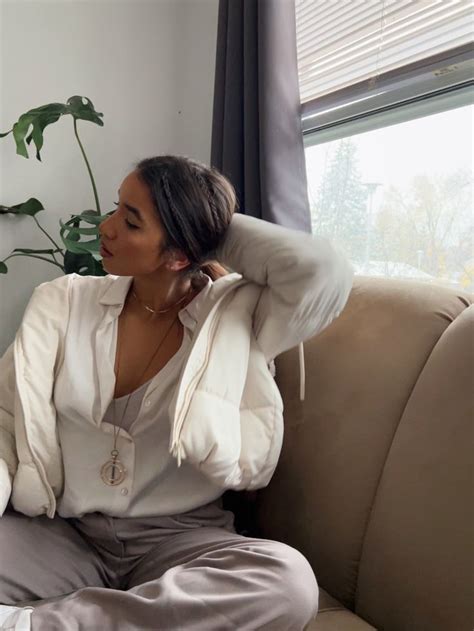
[236, 276, 473, 631]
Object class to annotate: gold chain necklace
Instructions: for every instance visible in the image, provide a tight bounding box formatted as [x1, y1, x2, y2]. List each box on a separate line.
[100, 289, 190, 486]
[132, 285, 192, 315]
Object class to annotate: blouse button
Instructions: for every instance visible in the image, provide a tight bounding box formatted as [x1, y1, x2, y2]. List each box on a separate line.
[145, 400, 151, 408]
[120, 488, 129, 496]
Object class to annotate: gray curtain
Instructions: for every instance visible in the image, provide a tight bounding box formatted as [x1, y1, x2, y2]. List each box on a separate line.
[211, 0, 311, 232]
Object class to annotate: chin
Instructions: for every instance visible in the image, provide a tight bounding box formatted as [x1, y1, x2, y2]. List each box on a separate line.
[101, 259, 114, 274]
[101, 259, 122, 275]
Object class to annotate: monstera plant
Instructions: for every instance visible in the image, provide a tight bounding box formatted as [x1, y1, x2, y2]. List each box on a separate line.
[0, 96, 109, 276]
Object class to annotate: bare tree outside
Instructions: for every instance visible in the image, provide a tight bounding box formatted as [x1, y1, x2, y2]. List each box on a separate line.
[372, 170, 473, 287]
[306, 106, 473, 292]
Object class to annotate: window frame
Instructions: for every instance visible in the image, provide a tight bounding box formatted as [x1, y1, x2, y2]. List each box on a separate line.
[301, 42, 473, 146]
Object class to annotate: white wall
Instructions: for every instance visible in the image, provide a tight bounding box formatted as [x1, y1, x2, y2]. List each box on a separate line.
[0, 0, 218, 354]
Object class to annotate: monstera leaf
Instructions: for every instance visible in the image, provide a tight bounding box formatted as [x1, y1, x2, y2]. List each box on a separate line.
[0, 96, 104, 161]
[0, 198, 44, 216]
[0, 95, 107, 277]
[59, 209, 105, 254]
[60, 209, 109, 276]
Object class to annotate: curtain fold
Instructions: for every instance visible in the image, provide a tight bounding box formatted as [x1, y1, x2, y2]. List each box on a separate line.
[211, 0, 311, 232]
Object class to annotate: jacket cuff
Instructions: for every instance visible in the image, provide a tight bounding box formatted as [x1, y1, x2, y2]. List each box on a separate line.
[0, 459, 12, 516]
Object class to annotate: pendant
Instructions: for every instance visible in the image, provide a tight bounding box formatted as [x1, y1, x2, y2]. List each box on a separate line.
[100, 449, 127, 486]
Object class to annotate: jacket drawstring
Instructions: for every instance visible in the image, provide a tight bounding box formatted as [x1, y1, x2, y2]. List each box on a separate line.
[171, 441, 183, 467]
[298, 342, 306, 401]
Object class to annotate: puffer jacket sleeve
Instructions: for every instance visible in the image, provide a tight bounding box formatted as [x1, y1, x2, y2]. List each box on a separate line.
[216, 213, 354, 363]
[0, 274, 72, 516]
[0, 343, 17, 516]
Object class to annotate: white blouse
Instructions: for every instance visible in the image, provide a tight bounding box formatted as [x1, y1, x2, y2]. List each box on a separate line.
[54, 274, 226, 518]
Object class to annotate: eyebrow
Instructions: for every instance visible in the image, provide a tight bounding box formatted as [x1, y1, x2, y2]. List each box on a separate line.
[117, 189, 143, 222]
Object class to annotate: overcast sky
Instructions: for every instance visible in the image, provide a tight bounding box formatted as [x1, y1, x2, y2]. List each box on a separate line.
[304, 103, 473, 208]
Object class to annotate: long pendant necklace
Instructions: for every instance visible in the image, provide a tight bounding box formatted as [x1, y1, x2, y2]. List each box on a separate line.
[100, 285, 192, 486]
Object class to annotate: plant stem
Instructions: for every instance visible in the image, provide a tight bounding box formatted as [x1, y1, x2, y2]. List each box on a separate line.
[73, 118, 101, 215]
[3, 253, 65, 271]
[33, 215, 63, 252]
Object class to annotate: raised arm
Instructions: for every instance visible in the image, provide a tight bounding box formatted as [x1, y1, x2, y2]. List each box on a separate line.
[216, 213, 354, 363]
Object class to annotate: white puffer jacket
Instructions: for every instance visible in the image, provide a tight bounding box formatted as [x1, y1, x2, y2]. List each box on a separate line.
[0, 214, 354, 518]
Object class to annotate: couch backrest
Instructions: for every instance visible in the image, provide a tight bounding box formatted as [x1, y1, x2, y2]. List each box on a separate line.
[256, 276, 473, 631]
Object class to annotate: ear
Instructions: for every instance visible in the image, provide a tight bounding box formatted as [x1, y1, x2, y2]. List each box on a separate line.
[165, 249, 191, 272]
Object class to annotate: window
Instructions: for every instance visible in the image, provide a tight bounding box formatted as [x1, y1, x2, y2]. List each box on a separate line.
[295, 0, 474, 291]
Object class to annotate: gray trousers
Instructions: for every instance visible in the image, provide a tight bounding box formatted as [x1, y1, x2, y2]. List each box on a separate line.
[0, 499, 318, 630]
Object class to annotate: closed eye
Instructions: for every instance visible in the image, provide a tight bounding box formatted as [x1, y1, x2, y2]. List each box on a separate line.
[113, 201, 139, 230]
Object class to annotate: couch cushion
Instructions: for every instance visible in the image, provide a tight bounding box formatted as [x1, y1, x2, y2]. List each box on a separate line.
[355, 303, 473, 630]
[307, 588, 376, 630]
[256, 277, 472, 620]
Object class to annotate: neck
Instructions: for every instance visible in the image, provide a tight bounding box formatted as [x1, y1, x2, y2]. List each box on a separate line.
[131, 268, 193, 314]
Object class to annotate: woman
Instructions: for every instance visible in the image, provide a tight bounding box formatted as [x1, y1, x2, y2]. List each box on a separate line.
[0, 155, 353, 630]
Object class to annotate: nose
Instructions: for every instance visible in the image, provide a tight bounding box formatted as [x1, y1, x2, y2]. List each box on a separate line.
[99, 212, 116, 239]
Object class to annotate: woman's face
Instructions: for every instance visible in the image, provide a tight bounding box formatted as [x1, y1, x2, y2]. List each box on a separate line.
[99, 170, 177, 277]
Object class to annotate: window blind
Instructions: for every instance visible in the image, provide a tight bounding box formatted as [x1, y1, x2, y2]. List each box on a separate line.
[295, 0, 474, 105]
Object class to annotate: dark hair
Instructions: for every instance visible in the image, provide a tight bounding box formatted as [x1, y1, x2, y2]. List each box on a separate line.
[134, 155, 237, 283]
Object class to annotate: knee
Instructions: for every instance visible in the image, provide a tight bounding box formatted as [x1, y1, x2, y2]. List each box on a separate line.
[258, 540, 319, 630]
[277, 543, 319, 628]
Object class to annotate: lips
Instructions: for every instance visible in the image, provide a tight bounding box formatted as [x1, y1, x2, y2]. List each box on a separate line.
[100, 242, 113, 257]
